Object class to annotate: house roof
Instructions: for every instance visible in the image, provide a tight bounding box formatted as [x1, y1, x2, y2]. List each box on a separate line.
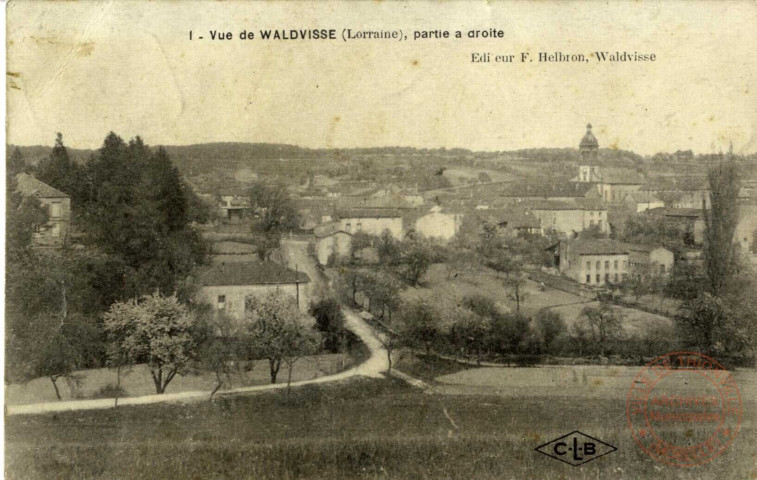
[482, 209, 541, 229]
[313, 222, 352, 238]
[197, 261, 310, 286]
[595, 167, 645, 185]
[627, 244, 670, 254]
[501, 182, 597, 198]
[623, 191, 663, 204]
[15, 173, 69, 198]
[336, 195, 416, 210]
[646, 207, 704, 219]
[568, 239, 630, 255]
[335, 208, 404, 219]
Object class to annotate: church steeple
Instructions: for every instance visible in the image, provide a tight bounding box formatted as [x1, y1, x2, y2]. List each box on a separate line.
[578, 123, 600, 182]
[579, 123, 599, 164]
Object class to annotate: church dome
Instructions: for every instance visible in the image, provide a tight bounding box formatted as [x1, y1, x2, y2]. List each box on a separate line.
[579, 123, 599, 149]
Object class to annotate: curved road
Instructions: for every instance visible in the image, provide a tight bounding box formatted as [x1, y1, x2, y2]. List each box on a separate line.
[6, 308, 389, 416]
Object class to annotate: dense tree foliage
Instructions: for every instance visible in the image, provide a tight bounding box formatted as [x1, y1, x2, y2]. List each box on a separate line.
[702, 158, 740, 297]
[245, 293, 320, 385]
[5, 133, 210, 385]
[103, 293, 200, 394]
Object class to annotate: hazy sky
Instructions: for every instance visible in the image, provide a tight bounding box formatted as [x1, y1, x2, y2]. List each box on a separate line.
[6, 1, 757, 155]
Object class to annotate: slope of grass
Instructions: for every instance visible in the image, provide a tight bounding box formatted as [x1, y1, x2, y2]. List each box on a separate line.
[6, 376, 755, 480]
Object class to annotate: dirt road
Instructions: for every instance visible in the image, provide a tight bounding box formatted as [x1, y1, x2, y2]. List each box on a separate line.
[6, 307, 389, 416]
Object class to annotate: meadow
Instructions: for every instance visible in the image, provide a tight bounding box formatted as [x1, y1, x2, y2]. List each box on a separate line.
[6, 375, 755, 480]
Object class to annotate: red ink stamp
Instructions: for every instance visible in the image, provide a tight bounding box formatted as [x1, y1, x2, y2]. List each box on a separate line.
[626, 351, 742, 467]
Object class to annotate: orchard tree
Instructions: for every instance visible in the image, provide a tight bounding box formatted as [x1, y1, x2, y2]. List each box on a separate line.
[449, 307, 489, 364]
[103, 293, 199, 394]
[578, 303, 624, 356]
[246, 292, 319, 386]
[402, 239, 432, 286]
[535, 309, 567, 353]
[311, 297, 346, 353]
[400, 299, 445, 355]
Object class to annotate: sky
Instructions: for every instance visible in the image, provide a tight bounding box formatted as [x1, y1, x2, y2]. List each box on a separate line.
[6, 1, 757, 155]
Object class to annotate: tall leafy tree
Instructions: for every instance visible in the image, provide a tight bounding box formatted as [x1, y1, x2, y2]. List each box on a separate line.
[702, 157, 740, 296]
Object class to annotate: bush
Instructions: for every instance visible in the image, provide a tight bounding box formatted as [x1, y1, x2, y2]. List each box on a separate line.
[91, 383, 128, 399]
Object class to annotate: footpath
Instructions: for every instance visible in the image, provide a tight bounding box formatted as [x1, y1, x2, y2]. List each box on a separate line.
[6, 308, 392, 416]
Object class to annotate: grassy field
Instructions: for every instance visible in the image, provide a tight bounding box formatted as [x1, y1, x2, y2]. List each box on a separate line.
[6, 375, 755, 479]
[549, 301, 674, 337]
[403, 264, 585, 316]
[5, 353, 354, 405]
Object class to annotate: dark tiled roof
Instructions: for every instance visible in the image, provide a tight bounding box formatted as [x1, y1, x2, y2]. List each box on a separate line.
[335, 208, 404, 219]
[569, 239, 630, 255]
[525, 198, 605, 211]
[481, 209, 541, 229]
[313, 222, 352, 238]
[198, 261, 310, 286]
[623, 191, 662, 203]
[645, 207, 704, 219]
[15, 173, 69, 198]
[501, 182, 597, 198]
[595, 167, 645, 185]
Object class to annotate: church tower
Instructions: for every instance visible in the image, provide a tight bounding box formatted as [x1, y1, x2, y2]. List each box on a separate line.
[578, 123, 599, 182]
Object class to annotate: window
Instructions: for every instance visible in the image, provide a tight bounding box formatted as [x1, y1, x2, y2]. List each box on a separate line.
[586, 261, 591, 270]
[598, 220, 602, 230]
[356, 222, 362, 231]
[596, 274, 601, 283]
[614, 273, 619, 282]
[605, 260, 609, 269]
[614, 260, 618, 270]
[345, 222, 352, 232]
[605, 273, 610, 283]
[50, 202, 61, 218]
[623, 260, 628, 269]
[596, 261, 600, 270]
[217, 295, 226, 310]
[586, 274, 591, 283]
[660, 264, 666, 274]
[589, 220, 595, 227]
[622, 273, 628, 281]
[51, 223, 61, 238]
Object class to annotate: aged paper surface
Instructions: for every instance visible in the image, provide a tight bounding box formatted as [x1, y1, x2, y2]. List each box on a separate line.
[5, 1, 757, 479]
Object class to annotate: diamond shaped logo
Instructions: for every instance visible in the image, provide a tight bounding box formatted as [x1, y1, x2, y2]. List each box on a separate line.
[535, 431, 617, 466]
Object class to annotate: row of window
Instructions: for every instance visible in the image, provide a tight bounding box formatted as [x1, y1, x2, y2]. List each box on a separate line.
[586, 260, 626, 271]
[344, 222, 362, 233]
[586, 273, 627, 284]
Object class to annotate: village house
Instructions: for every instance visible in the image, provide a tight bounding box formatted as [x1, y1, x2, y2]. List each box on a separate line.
[622, 191, 665, 213]
[218, 194, 251, 223]
[628, 245, 674, 277]
[334, 208, 404, 239]
[413, 205, 464, 242]
[557, 239, 630, 286]
[479, 209, 542, 237]
[499, 182, 600, 204]
[313, 222, 352, 265]
[528, 199, 607, 237]
[15, 173, 71, 246]
[195, 261, 311, 320]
